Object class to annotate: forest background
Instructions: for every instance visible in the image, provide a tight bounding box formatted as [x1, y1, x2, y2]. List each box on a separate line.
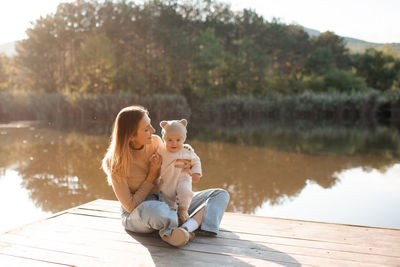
[1, 0, 400, 127]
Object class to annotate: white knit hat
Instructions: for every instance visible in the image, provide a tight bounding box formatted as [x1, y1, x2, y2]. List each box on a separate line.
[160, 119, 188, 141]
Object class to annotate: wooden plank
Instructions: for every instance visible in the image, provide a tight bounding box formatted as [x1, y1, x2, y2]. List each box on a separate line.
[0, 253, 70, 266]
[1, 226, 382, 267]
[76, 200, 400, 266]
[218, 212, 400, 236]
[1, 199, 400, 267]
[82, 199, 400, 236]
[68, 203, 400, 249]
[50, 203, 398, 264]
[0, 242, 100, 266]
[8, 227, 397, 266]
[2, 216, 288, 266]
[2, 220, 301, 266]
[216, 229, 400, 258]
[40, 219, 400, 260]
[3, 213, 398, 266]
[1, 231, 289, 267]
[63, 203, 400, 258]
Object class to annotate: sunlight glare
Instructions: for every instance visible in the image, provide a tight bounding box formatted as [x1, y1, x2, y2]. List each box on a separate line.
[0, 169, 51, 233]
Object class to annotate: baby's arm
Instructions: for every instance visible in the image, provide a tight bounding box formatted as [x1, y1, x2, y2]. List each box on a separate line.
[189, 146, 202, 183]
[191, 173, 201, 183]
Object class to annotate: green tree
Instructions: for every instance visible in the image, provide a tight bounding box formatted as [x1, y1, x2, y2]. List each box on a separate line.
[323, 69, 367, 92]
[222, 37, 270, 96]
[15, 16, 59, 92]
[304, 47, 334, 75]
[0, 55, 9, 91]
[53, 1, 98, 91]
[15, 0, 98, 92]
[311, 31, 349, 69]
[190, 27, 224, 99]
[351, 48, 400, 91]
[303, 68, 367, 93]
[71, 34, 116, 93]
[302, 32, 367, 93]
[12, 0, 367, 96]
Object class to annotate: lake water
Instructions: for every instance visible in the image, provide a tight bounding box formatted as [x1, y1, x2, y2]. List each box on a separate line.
[1, 120, 399, 233]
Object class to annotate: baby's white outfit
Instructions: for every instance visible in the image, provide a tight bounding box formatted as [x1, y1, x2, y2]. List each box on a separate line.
[157, 144, 202, 210]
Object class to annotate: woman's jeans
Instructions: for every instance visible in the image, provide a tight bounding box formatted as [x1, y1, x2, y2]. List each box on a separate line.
[121, 188, 230, 237]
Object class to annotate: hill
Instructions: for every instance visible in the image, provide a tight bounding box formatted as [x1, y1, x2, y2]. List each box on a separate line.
[303, 27, 400, 57]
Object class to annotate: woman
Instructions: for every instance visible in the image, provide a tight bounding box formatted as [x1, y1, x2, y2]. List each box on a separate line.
[102, 105, 229, 247]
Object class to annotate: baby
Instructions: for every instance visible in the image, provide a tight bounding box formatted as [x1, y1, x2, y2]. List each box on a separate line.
[157, 119, 202, 224]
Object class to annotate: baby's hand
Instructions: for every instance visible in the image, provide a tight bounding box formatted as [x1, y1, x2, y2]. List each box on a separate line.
[175, 159, 191, 173]
[191, 173, 201, 183]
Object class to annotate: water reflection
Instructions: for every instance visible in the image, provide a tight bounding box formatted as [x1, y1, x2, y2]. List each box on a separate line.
[255, 165, 400, 229]
[192, 141, 398, 214]
[0, 121, 399, 230]
[190, 121, 400, 158]
[0, 125, 115, 213]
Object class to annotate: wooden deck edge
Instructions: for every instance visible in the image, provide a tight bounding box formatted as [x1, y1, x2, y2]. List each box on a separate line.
[231, 213, 400, 231]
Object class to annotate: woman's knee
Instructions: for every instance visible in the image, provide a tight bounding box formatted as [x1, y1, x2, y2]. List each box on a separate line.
[143, 201, 171, 217]
[143, 201, 178, 225]
[212, 188, 230, 203]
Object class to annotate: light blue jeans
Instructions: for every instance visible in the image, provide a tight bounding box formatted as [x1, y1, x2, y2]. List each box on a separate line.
[121, 188, 230, 237]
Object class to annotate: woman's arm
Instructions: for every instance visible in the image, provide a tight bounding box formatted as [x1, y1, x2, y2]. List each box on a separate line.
[112, 178, 154, 213]
[112, 153, 162, 213]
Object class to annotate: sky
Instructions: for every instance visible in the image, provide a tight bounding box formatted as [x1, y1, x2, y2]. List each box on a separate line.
[0, 0, 398, 45]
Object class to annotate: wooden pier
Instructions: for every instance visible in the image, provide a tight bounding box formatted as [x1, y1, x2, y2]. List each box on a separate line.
[0, 199, 399, 266]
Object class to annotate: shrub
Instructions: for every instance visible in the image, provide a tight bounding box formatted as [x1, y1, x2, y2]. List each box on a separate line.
[303, 69, 367, 92]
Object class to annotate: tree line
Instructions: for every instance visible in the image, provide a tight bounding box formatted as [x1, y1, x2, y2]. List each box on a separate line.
[0, 0, 400, 102]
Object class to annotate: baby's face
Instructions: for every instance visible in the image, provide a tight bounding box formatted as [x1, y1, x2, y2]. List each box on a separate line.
[164, 134, 184, 153]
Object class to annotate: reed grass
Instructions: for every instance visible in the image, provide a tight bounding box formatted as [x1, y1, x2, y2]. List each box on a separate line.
[1, 90, 398, 126]
[193, 91, 385, 124]
[0, 92, 191, 127]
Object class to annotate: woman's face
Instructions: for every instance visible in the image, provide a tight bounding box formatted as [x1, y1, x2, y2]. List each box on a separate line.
[130, 114, 155, 149]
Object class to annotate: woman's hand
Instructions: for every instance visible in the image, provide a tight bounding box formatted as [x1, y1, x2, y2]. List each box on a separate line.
[147, 152, 162, 183]
[175, 159, 191, 173]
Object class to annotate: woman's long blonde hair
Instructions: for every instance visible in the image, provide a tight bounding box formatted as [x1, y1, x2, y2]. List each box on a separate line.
[102, 105, 149, 184]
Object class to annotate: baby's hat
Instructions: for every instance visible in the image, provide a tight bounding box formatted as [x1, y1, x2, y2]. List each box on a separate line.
[160, 119, 187, 141]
